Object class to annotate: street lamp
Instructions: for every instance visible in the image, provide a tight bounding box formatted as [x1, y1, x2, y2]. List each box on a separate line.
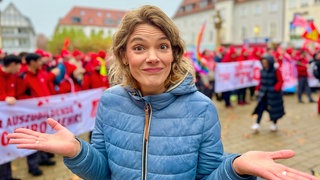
[253, 25, 260, 43]
[213, 10, 223, 50]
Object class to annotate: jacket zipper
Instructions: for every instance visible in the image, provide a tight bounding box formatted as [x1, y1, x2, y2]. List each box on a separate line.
[142, 103, 151, 180]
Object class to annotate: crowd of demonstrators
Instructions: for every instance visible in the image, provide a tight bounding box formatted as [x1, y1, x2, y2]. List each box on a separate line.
[6, 5, 319, 180]
[195, 44, 320, 107]
[0, 48, 111, 179]
[195, 46, 264, 108]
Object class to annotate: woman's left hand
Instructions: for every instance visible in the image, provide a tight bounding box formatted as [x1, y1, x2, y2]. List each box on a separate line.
[232, 150, 318, 180]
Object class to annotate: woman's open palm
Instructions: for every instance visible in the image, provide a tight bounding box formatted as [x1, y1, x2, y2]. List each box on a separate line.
[8, 118, 81, 158]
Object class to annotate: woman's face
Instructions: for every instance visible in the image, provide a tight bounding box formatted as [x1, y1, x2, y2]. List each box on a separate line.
[124, 24, 174, 96]
[261, 59, 269, 69]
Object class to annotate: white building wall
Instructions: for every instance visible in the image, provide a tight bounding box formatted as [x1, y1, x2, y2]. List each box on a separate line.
[1, 3, 36, 53]
[233, 0, 285, 45]
[174, 10, 215, 51]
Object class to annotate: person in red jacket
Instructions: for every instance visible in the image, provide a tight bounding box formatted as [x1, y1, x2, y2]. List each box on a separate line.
[295, 49, 315, 103]
[18, 53, 59, 176]
[82, 58, 110, 90]
[0, 54, 22, 180]
[19, 53, 59, 97]
[0, 54, 21, 103]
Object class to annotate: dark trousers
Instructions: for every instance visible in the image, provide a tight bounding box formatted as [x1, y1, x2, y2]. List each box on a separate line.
[297, 76, 313, 102]
[0, 162, 12, 180]
[254, 95, 279, 124]
[249, 86, 256, 100]
[237, 88, 246, 104]
[27, 152, 39, 171]
[222, 91, 231, 107]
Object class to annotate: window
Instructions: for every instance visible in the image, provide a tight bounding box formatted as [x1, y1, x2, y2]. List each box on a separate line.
[241, 27, 247, 40]
[104, 19, 114, 25]
[253, 4, 262, 15]
[3, 39, 15, 47]
[301, 0, 308, 7]
[97, 12, 102, 17]
[178, 7, 184, 14]
[240, 7, 246, 17]
[270, 23, 277, 38]
[106, 13, 111, 17]
[19, 39, 29, 47]
[72, 17, 81, 23]
[288, 0, 297, 8]
[80, 10, 86, 16]
[185, 4, 194, 12]
[89, 18, 93, 24]
[269, 2, 278, 12]
[199, 0, 208, 9]
[18, 28, 28, 34]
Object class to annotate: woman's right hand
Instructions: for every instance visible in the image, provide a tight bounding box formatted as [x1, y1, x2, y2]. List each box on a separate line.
[8, 118, 81, 158]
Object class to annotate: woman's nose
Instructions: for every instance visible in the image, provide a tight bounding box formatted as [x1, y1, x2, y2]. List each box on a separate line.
[146, 50, 159, 63]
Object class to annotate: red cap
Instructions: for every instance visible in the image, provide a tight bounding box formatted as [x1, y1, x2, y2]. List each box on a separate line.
[61, 49, 71, 58]
[286, 48, 293, 55]
[72, 49, 83, 57]
[89, 53, 98, 62]
[98, 50, 107, 59]
[35, 49, 45, 57]
[218, 46, 225, 53]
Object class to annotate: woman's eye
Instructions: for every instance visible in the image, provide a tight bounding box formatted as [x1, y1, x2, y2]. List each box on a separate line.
[134, 45, 144, 51]
[160, 44, 169, 50]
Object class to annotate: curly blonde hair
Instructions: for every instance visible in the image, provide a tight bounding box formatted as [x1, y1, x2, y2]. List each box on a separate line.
[108, 5, 195, 89]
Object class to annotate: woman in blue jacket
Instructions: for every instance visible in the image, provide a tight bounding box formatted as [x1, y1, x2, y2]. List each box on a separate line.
[8, 5, 317, 180]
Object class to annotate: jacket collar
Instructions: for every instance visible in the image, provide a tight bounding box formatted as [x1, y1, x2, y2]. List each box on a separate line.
[125, 74, 197, 110]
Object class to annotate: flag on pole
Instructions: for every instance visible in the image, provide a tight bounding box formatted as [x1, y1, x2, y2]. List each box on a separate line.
[302, 22, 320, 43]
[63, 38, 70, 50]
[191, 21, 209, 74]
[292, 14, 309, 28]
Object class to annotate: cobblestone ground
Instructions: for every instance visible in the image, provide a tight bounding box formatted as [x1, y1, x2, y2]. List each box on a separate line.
[9, 92, 320, 179]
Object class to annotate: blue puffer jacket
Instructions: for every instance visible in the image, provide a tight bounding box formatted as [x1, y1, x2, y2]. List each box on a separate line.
[64, 75, 256, 180]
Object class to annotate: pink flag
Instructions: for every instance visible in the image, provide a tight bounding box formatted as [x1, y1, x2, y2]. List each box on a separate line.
[292, 14, 309, 28]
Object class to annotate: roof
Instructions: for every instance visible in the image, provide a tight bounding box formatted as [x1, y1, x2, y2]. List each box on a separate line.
[173, 0, 215, 18]
[58, 6, 128, 28]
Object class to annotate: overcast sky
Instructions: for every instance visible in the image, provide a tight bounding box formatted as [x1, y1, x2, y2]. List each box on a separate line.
[1, 0, 183, 38]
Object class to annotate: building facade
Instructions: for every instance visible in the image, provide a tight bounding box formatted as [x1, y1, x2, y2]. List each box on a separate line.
[173, 0, 216, 51]
[284, 0, 320, 47]
[0, 3, 36, 53]
[173, 0, 292, 50]
[233, 0, 285, 45]
[56, 6, 127, 38]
